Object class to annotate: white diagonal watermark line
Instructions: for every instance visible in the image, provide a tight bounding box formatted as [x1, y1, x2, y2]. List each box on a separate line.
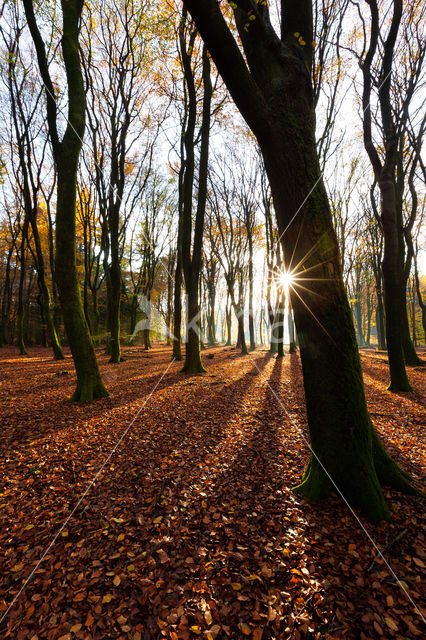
[248, 352, 424, 621]
[0, 357, 176, 628]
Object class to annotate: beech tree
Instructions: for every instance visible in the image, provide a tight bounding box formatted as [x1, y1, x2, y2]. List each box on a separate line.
[182, 0, 421, 522]
[22, 0, 108, 401]
[178, 10, 213, 373]
[355, 0, 425, 389]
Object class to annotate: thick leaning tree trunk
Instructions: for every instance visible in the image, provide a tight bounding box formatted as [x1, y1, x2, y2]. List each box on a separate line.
[183, 0, 421, 522]
[23, 0, 108, 402]
[259, 78, 416, 523]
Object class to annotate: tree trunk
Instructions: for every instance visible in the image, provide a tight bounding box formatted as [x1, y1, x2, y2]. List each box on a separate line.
[366, 282, 372, 347]
[166, 253, 175, 346]
[380, 177, 412, 390]
[236, 311, 248, 356]
[181, 42, 211, 374]
[376, 294, 386, 350]
[225, 301, 232, 346]
[411, 282, 417, 346]
[172, 251, 183, 360]
[17, 212, 30, 356]
[207, 274, 216, 346]
[288, 303, 296, 353]
[269, 305, 278, 354]
[143, 295, 151, 351]
[0, 246, 13, 347]
[248, 242, 256, 351]
[38, 291, 48, 347]
[401, 301, 422, 366]
[262, 137, 416, 520]
[91, 287, 100, 343]
[108, 257, 122, 363]
[23, 0, 108, 401]
[182, 283, 205, 373]
[259, 308, 264, 346]
[276, 290, 285, 358]
[24, 269, 33, 347]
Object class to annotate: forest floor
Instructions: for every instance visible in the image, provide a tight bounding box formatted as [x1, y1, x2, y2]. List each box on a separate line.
[0, 344, 424, 640]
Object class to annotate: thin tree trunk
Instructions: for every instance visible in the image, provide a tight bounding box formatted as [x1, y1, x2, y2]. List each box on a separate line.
[288, 303, 296, 353]
[0, 245, 14, 347]
[172, 250, 183, 360]
[181, 42, 211, 374]
[248, 240, 255, 351]
[380, 176, 412, 389]
[401, 300, 421, 366]
[225, 300, 232, 346]
[17, 212, 30, 355]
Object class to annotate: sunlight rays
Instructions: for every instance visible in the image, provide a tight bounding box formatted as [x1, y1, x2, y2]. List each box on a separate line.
[271, 229, 343, 350]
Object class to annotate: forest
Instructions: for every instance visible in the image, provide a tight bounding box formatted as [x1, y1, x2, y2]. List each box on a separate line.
[0, 0, 424, 638]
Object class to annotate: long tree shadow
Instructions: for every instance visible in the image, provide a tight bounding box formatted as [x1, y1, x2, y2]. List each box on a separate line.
[109, 353, 343, 637]
[0, 347, 235, 456]
[1, 351, 275, 509]
[361, 360, 425, 408]
[127, 353, 422, 637]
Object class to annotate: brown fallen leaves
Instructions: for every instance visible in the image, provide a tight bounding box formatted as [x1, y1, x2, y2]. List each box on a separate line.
[0, 345, 424, 639]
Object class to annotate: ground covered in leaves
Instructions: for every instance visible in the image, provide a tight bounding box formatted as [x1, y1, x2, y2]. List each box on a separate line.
[0, 344, 424, 640]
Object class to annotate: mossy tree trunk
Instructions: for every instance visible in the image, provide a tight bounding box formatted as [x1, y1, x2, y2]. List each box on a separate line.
[23, 0, 108, 402]
[184, 0, 421, 522]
